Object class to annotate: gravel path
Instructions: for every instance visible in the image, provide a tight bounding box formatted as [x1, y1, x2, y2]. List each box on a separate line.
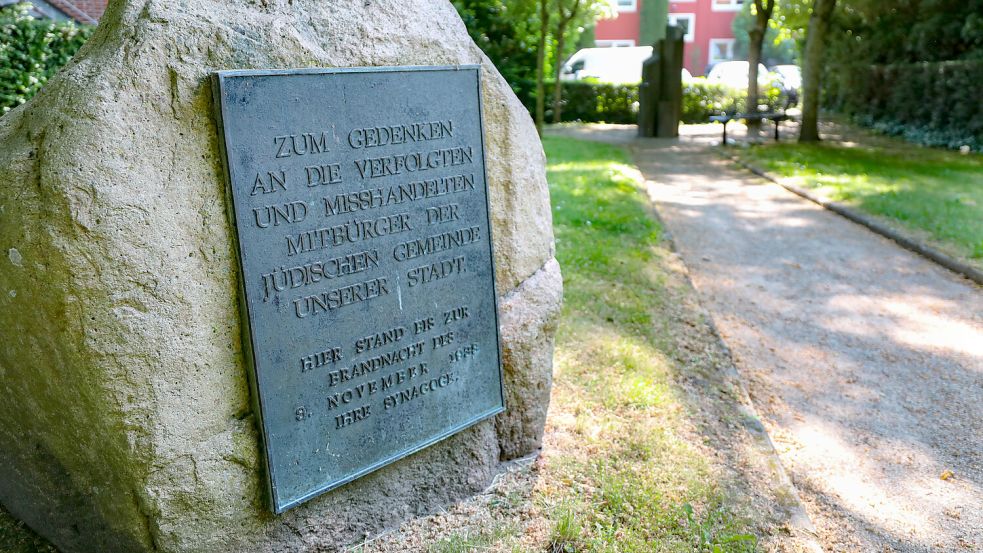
[551, 125, 983, 552]
[640, 135, 982, 552]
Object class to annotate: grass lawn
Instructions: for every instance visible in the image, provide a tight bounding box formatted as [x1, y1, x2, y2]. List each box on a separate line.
[734, 140, 983, 265]
[367, 136, 784, 552]
[533, 136, 756, 551]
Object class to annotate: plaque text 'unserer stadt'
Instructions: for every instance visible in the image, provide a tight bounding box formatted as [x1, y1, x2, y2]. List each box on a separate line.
[212, 66, 504, 513]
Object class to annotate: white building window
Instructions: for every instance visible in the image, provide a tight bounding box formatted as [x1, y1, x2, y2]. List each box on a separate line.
[712, 0, 744, 12]
[616, 0, 637, 12]
[596, 39, 637, 47]
[667, 13, 695, 43]
[708, 38, 736, 63]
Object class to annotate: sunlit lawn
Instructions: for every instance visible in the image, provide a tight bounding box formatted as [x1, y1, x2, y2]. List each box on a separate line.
[529, 137, 754, 551]
[735, 141, 983, 263]
[404, 136, 761, 553]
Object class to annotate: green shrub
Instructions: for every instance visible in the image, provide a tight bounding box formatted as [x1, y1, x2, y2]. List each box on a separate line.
[511, 79, 645, 123]
[543, 78, 785, 125]
[681, 79, 744, 122]
[826, 60, 983, 151]
[684, 77, 786, 121]
[0, 2, 93, 114]
[547, 80, 639, 124]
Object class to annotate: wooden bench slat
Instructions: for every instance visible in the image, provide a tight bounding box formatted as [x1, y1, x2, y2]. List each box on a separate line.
[709, 112, 791, 145]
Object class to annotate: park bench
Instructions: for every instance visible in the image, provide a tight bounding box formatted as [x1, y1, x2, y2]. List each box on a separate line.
[710, 112, 789, 144]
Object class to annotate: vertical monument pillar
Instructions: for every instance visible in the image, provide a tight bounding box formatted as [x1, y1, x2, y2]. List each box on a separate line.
[638, 50, 663, 138]
[0, 1, 561, 551]
[638, 25, 685, 138]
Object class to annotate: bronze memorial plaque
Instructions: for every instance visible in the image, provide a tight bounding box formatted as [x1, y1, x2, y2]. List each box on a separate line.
[211, 66, 503, 513]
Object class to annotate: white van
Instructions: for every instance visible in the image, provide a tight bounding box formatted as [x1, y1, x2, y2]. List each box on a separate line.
[560, 46, 693, 85]
[560, 46, 653, 84]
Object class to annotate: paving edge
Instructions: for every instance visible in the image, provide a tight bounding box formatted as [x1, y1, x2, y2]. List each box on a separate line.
[628, 145, 825, 553]
[724, 151, 983, 287]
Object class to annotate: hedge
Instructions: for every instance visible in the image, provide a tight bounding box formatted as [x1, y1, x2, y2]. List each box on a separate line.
[540, 78, 786, 125]
[548, 81, 639, 124]
[0, 2, 93, 114]
[825, 60, 983, 151]
[685, 79, 785, 122]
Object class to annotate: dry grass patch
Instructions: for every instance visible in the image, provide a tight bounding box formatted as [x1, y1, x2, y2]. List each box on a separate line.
[357, 136, 800, 553]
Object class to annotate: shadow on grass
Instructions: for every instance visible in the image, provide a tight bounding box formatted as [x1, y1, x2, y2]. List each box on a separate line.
[739, 142, 983, 260]
[541, 136, 758, 552]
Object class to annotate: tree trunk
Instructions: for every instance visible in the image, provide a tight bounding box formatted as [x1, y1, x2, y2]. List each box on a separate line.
[746, 0, 773, 138]
[799, 0, 837, 143]
[747, 27, 763, 135]
[552, 25, 567, 124]
[535, 0, 549, 135]
[551, 1, 582, 125]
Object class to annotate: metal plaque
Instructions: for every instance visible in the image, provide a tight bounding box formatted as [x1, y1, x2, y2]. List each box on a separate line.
[211, 66, 504, 514]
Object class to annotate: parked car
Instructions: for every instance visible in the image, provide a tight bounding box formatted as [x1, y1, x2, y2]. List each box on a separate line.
[560, 46, 654, 84]
[706, 61, 772, 89]
[771, 64, 801, 105]
[561, 47, 695, 85]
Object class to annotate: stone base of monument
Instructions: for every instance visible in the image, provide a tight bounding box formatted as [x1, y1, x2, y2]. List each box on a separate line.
[0, 1, 561, 551]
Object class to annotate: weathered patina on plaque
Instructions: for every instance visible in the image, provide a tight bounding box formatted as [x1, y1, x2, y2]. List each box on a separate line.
[212, 66, 503, 514]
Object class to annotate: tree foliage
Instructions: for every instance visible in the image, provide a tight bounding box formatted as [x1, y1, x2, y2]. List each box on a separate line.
[551, 0, 614, 122]
[732, 0, 798, 66]
[798, 0, 836, 142]
[535, 0, 550, 133]
[0, 2, 92, 114]
[826, 0, 983, 66]
[738, 0, 983, 77]
[740, 0, 776, 137]
[812, 0, 983, 147]
[452, 0, 541, 93]
[453, 0, 614, 127]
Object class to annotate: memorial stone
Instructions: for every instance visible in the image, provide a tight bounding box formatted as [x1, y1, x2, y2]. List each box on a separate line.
[0, 1, 562, 551]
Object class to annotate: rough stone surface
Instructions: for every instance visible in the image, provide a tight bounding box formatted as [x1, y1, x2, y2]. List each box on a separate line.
[0, 1, 561, 551]
[495, 258, 563, 459]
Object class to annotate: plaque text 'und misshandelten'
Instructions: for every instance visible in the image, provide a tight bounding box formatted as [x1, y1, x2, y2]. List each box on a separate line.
[212, 66, 504, 513]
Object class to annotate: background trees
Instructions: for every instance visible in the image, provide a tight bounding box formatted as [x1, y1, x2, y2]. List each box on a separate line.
[535, 0, 550, 133]
[798, 0, 836, 142]
[731, 1, 798, 67]
[783, 0, 983, 145]
[551, 0, 613, 124]
[816, 0, 983, 148]
[454, 0, 982, 148]
[825, 0, 983, 66]
[454, 0, 614, 133]
[452, 0, 541, 100]
[0, 2, 92, 113]
[744, 0, 776, 134]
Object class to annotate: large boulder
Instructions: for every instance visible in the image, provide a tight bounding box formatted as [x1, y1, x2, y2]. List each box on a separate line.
[0, 1, 561, 551]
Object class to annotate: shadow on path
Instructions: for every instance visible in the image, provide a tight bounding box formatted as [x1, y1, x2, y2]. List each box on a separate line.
[547, 124, 983, 552]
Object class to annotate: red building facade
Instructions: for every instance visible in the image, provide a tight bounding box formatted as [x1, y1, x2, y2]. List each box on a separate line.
[22, 0, 107, 24]
[594, 0, 643, 47]
[595, 0, 743, 75]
